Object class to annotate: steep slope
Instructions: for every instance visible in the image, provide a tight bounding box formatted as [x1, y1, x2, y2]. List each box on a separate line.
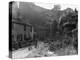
[12, 2, 49, 25]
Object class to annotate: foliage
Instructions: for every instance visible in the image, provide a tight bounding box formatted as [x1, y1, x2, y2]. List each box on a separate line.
[11, 2, 78, 53]
[49, 9, 78, 52]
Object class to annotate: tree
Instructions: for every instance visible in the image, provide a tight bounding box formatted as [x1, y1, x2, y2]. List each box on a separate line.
[52, 5, 61, 11]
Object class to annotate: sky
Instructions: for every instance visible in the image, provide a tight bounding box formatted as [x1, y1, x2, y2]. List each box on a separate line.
[16, 0, 78, 10]
[34, 2, 78, 10]
[22, 0, 78, 10]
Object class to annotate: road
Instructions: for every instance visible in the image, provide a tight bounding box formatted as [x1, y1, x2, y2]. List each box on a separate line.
[12, 45, 57, 59]
[12, 42, 76, 59]
[12, 46, 36, 59]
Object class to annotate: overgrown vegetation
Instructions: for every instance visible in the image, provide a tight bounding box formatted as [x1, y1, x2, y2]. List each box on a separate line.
[11, 2, 78, 55]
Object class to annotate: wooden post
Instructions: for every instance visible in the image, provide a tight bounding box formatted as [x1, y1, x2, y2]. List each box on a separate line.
[31, 27, 34, 40]
[24, 24, 26, 41]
